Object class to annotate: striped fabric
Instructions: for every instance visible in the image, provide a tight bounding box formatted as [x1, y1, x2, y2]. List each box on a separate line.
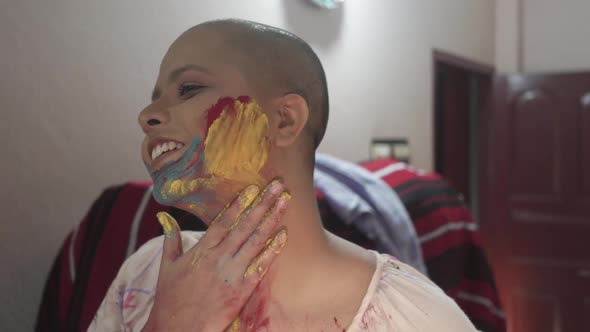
[35, 158, 505, 332]
[360, 159, 505, 332]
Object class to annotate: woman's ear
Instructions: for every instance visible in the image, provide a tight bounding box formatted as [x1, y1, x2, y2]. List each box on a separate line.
[272, 93, 309, 147]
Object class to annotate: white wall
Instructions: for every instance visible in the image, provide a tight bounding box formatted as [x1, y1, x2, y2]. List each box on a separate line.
[0, 0, 494, 329]
[495, 0, 519, 72]
[496, 0, 590, 73]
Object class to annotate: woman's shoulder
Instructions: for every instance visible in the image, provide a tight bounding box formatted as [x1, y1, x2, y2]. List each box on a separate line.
[348, 253, 477, 332]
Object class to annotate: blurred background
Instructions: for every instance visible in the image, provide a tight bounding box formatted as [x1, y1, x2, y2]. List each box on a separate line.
[1, 0, 588, 331]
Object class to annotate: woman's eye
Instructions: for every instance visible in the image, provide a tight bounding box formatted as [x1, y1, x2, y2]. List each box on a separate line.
[178, 83, 203, 97]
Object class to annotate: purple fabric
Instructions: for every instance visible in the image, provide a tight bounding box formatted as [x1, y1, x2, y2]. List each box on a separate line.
[314, 154, 426, 274]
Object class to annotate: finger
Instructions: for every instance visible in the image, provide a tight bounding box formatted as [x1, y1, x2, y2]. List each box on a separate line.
[233, 191, 290, 261]
[193, 184, 260, 252]
[220, 180, 285, 255]
[156, 212, 182, 267]
[224, 319, 242, 332]
[242, 229, 288, 283]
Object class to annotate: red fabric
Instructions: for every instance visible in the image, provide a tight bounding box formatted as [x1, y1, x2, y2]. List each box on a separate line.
[57, 234, 74, 325]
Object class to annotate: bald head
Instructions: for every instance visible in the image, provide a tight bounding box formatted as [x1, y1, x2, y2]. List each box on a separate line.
[182, 19, 329, 151]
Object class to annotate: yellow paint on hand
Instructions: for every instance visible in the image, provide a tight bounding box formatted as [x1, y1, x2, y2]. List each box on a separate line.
[241, 179, 283, 215]
[268, 230, 288, 254]
[230, 185, 262, 230]
[244, 230, 288, 279]
[277, 191, 291, 201]
[228, 318, 241, 332]
[243, 261, 260, 279]
[239, 184, 261, 209]
[156, 212, 179, 238]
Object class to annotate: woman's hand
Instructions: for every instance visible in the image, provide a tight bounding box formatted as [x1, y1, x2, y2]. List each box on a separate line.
[142, 180, 290, 332]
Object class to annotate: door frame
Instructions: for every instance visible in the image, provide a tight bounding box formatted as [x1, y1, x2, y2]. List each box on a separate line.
[432, 50, 495, 232]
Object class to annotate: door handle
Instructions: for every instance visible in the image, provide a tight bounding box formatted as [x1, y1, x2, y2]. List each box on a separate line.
[581, 92, 590, 108]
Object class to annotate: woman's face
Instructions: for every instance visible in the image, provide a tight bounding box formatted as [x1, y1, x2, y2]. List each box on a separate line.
[138, 30, 277, 223]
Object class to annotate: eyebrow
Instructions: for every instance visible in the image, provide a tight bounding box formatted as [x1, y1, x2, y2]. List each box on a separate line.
[151, 64, 212, 102]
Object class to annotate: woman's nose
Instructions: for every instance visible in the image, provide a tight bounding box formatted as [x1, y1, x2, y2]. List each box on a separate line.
[138, 105, 170, 133]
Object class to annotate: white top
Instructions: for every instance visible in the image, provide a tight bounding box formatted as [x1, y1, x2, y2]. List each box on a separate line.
[89, 231, 477, 332]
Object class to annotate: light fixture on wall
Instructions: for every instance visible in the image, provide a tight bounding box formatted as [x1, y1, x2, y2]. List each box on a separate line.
[310, 0, 344, 9]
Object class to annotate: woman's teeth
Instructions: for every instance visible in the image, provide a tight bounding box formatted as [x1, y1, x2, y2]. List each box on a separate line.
[151, 141, 184, 160]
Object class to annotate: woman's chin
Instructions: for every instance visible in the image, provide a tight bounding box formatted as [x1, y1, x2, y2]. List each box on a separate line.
[152, 176, 266, 224]
[174, 200, 225, 225]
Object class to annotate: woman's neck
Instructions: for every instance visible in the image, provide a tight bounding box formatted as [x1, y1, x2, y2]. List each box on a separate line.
[267, 186, 331, 287]
[234, 179, 335, 327]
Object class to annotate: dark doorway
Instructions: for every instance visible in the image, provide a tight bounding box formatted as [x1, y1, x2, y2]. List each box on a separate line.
[433, 50, 493, 220]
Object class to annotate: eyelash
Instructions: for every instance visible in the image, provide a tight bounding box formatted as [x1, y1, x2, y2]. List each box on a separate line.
[178, 83, 204, 98]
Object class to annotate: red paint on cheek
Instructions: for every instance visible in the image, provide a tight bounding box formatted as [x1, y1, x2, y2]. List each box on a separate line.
[182, 96, 253, 172]
[204, 95, 252, 138]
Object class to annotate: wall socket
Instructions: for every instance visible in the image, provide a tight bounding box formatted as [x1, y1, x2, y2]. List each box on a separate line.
[370, 138, 410, 162]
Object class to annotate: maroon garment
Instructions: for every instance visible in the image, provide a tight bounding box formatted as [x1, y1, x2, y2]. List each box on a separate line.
[35, 159, 505, 332]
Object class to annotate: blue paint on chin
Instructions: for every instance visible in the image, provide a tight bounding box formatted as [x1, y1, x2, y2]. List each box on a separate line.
[148, 137, 204, 206]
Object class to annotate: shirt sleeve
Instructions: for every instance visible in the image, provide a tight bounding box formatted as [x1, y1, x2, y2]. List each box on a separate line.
[357, 255, 479, 332]
[88, 232, 204, 332]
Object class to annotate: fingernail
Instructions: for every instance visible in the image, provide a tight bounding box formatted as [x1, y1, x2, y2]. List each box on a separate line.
[270, 230, 288, 253]
[156, 212, 178, 239]
[270, 178, 284, 193]
[244, 184, 260, 196]
[278, 191, 291, 201]
[273, 192, 291, 211]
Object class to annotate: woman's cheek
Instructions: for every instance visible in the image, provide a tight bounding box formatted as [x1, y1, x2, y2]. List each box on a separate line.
[202, 96, 269, 185]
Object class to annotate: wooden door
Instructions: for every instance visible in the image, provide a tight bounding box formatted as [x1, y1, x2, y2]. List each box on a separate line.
[482, 72, 590, 332]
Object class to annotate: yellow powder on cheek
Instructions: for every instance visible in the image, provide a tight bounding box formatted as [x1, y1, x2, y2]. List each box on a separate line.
[161, 178, 220, 200]
[157, 99, 271, 220]
[203, 100, 269, 185]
